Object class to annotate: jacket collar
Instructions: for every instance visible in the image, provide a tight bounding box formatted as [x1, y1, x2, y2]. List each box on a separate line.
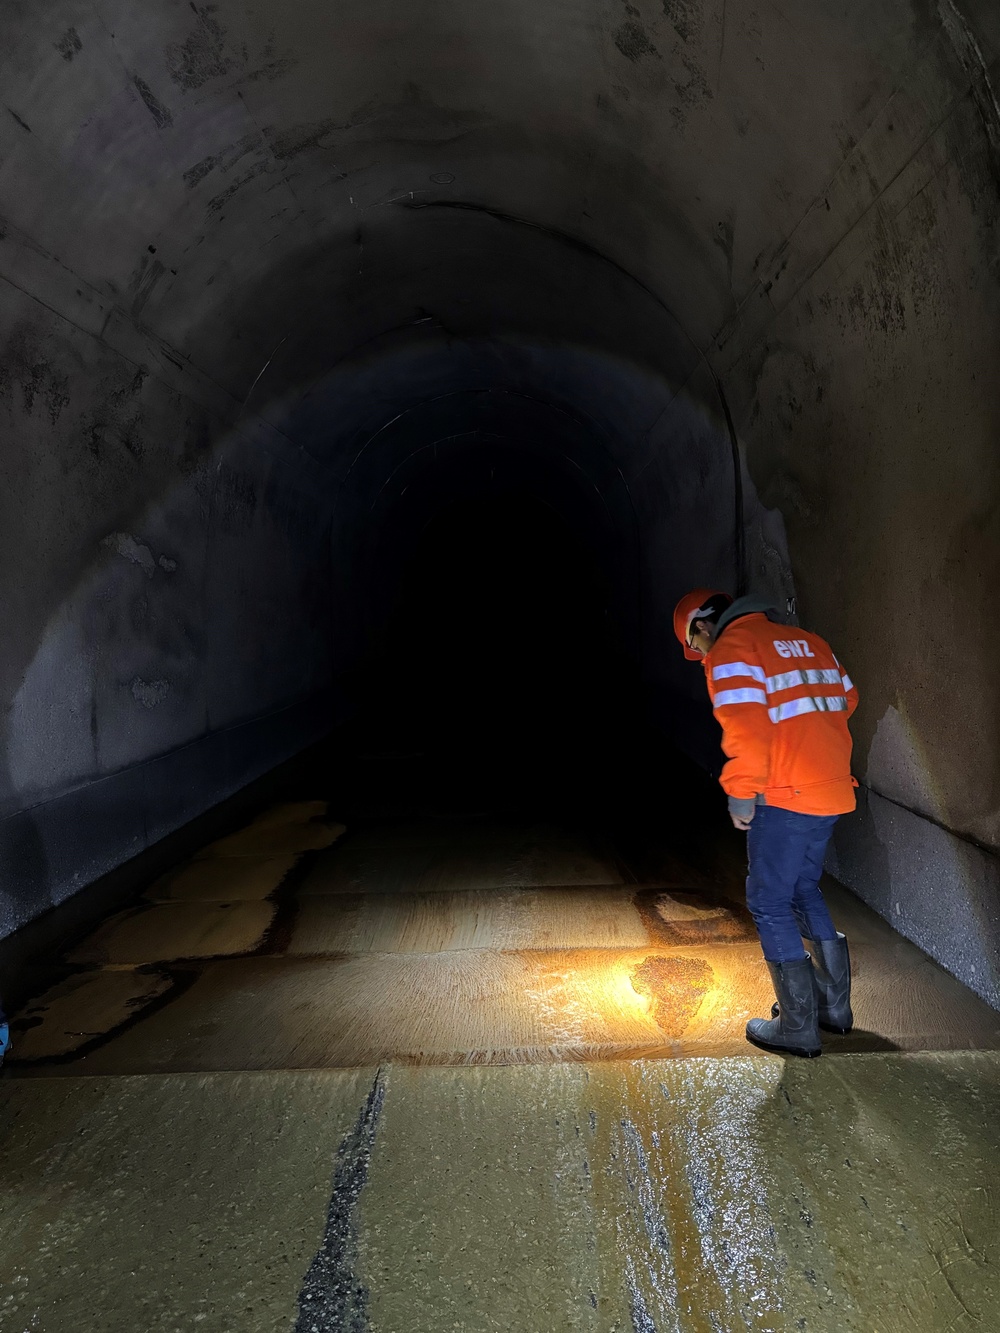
[714, 595, 780, 637]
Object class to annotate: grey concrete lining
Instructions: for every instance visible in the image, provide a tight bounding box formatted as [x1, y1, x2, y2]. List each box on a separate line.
[829, 786, 1000, 1009]
[0, 691, 335, 939]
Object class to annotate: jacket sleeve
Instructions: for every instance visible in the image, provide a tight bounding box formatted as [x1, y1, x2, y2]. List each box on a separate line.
[835, 657, 860, 719]
[707, 630, 771, 800]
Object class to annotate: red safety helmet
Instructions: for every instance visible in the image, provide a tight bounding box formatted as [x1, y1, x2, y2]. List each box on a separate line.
[673, 588, 733, 661]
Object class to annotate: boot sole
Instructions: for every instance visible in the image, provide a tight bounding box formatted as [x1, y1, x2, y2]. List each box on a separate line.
[772, 1004, 852, 1035]
[746, 1031, 821, 1058]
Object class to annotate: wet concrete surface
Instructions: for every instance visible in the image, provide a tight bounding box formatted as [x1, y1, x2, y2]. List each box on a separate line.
[3, 749, 1000, 1327]
[1, 1056, 999, 1330]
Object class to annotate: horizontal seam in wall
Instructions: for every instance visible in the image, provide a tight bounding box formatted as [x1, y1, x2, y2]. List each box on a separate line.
[0, 691, 333, 823]
[861, 782, 1000, 862]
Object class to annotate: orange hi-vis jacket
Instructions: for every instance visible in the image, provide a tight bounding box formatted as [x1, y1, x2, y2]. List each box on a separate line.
[703, 611, 859, 816]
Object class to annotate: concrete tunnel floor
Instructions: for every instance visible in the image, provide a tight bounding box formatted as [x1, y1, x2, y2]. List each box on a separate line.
[2, 741, 1000, 1330]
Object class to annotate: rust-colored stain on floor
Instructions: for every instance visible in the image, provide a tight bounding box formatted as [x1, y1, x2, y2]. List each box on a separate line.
[629, 954, 714, 1037]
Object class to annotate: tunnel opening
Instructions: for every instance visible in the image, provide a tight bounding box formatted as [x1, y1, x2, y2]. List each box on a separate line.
[326, 457, 734, 882]
[354, 487, 638, 785]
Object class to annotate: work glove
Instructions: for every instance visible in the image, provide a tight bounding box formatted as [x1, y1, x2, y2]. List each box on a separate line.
[728, 795, 756, 828]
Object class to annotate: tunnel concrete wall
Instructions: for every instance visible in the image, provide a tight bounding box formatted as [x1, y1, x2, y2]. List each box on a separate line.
[0, 280, 339, 936]
[703, 3, 1000, 1002]
[1, 0, 998, 1002]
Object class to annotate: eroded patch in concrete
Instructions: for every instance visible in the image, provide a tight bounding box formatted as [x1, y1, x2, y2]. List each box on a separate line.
[634, 888, 757, 947]
[66, 900, 277, 964]
[147, 853, 299, 901]
[198, 820, 346, 859]
[9, 967, 180, 1061]
[197, 801, 346, 859]
[253, 800, 332, 829]
[629, 954, 714, 1037]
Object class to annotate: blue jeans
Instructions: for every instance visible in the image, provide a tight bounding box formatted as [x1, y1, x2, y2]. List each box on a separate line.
[746, 807, 839, 963]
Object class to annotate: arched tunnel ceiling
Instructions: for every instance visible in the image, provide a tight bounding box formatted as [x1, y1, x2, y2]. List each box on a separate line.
[4, 0, 996, 397]
[2, 0, 1000, 968]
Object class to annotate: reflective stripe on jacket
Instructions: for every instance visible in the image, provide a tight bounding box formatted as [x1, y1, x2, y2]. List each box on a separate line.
[703, 613, 859, 815]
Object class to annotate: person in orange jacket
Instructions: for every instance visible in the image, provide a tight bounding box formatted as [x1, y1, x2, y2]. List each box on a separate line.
[673, 588, 857, 1057]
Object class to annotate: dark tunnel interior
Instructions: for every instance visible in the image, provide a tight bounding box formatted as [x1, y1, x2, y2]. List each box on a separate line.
[366, 488, 631, 763]
[0, 0, 998, 1001]
[3, 1, 1000, 1321]
[2, 0, 1000, 1007]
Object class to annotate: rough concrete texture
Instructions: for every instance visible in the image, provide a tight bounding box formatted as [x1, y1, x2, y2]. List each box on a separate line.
[5, 789, 1000, 1328]
[0, 690, 333, 938]
[9, 797, 999, 1073]
[0, 1069, 375, 1332]
[2, 1056, 1000, 1331]
[1, 0, 999, 1004]
[830, 786, 1000, 1009]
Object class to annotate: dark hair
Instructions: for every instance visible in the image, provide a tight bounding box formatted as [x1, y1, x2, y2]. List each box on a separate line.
[695, 592, 733, 625]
